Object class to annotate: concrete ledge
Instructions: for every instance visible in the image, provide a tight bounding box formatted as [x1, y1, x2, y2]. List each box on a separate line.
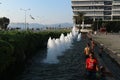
[80, 29, 92, 33]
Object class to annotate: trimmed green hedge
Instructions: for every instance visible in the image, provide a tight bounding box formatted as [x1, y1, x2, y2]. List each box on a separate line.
[0, 40, 14, 73]
[0, 30, 70, 74]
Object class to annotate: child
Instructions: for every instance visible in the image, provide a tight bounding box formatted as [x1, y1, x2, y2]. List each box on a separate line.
[99, 47, 104, 57]
[84, 43, 91, 59]
[100, 66, 113, 77]
[86, 53, 99, 80]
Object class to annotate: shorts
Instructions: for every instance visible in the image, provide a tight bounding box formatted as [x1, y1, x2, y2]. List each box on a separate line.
[86, 70, 97, 80]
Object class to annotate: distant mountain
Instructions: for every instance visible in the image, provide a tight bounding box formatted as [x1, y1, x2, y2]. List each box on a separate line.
[8, 23, 73, 29]
[8, 23, 44, 29]
[45, 23, 73, 28]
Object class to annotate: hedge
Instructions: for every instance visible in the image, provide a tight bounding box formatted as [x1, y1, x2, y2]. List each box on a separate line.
[0, 30, 70, 75]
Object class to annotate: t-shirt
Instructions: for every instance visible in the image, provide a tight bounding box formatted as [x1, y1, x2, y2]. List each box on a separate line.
[86, 58, 98, 71]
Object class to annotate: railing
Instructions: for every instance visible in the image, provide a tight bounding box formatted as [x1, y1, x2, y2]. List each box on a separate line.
[112, 14, 120, 16]
[113, 1, 120, 5]
[72, 3, 104, 6]
[73, 9, 104, 12]
[112, 9, 120, 11]
[72, 0, 104, 1]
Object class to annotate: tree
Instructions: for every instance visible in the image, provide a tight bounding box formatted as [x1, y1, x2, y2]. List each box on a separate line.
[73, 12, 85, 31]
[0, 17, 10, 30]
[77, 12, 85, 25]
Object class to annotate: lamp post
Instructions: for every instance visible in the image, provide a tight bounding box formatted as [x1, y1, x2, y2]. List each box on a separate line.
[20, 8, 30, 30]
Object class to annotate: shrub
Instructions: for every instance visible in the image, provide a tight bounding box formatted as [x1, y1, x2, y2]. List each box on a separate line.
[0, 40, 14, 73]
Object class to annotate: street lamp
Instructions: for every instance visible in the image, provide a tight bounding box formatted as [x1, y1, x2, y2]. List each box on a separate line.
[20, 8, 30, 30]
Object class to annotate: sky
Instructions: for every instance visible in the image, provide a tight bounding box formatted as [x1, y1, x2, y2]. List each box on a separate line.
[0, 0, 73, 24]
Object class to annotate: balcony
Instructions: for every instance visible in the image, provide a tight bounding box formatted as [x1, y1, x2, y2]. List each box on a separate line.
[72, 3, 104, 7]
[72, 4, 94, 7]
[73, 9, 104, 12]
[113, 1, 120, 5]
[85, 14, 104, 16]
[112, 8, 120, 11]
[72, 0, 104, 1]
[72, 0, 92, 1]
[112, 13, 120, 16]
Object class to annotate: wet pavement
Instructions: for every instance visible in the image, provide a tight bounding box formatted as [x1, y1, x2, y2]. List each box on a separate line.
[13, 37, 120, 80]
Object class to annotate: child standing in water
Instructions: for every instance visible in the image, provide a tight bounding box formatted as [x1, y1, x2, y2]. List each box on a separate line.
[84, 43, 91, 59]
[89, 38, 95, 52]
[99, 66, 113, 80]
[86, 52, 99, 80]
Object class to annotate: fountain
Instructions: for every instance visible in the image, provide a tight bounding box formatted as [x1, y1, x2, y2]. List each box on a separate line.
[77, 33, 81, 41]
[43, 37, 59, 64]
[43, 26, 81, 64]
[72, 26, 78, 38]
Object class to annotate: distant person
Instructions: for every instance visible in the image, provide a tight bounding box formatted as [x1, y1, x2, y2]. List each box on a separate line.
[90, 38, 95, 52]
[98, 47, 104, 57]
[86, 53, 99, 80]
[84, 43, 91, 59]
[94, 31, 97, 35]
[82, 33, 87, 40]
[99, 66, 113, 80]
[105, 31, 107, 35]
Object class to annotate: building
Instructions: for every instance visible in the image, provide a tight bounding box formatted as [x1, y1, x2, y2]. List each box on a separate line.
[71, 0, 120, 22]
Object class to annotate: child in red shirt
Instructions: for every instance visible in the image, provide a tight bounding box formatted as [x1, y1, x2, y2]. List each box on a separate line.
[86, 53, 99, 80]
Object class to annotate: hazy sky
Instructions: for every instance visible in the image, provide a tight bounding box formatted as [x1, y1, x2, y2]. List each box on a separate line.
[0, 0, 73, 24]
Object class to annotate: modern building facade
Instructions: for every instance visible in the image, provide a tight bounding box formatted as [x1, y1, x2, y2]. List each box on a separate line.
[71, 0, 120, 22]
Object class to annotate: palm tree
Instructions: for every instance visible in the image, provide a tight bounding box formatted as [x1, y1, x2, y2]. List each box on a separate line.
[73, 12, 85, 32]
